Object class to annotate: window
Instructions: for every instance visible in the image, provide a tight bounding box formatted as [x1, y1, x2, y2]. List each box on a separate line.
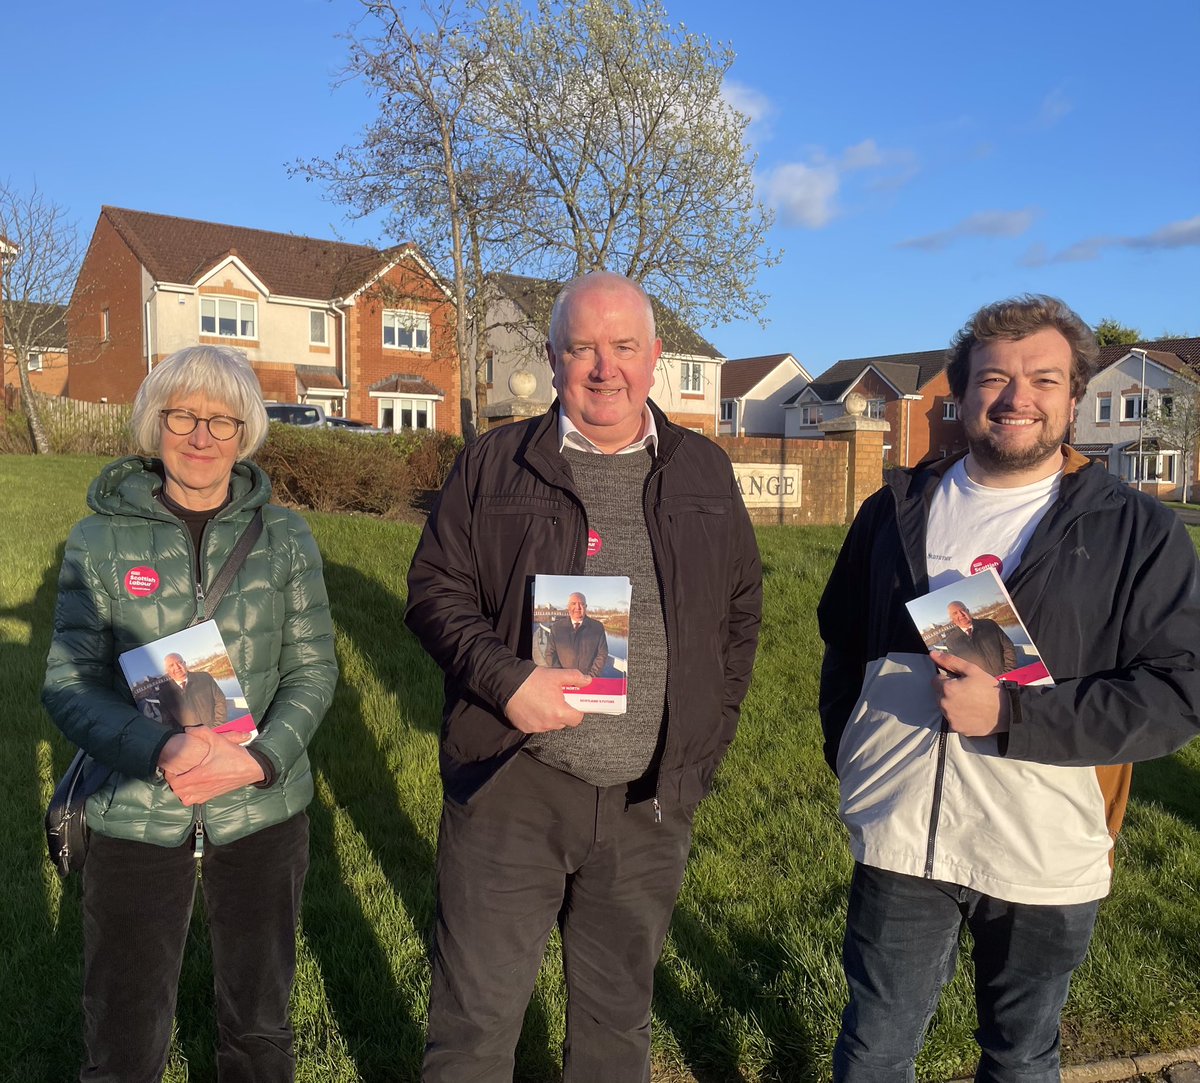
[1126, 452, 1176, 483]
[484, 352, 494, 385]
[1160, 394, 1174, 419]
[1096, 396, 1111, 422]
[799, 405, 823, 426]
[680, 361, 703, 394]
[378, 396, 435, 430]
[201, 297, 257, 339]
[720, 400, 735, 423]
[942, 401, 957, 421]
[867, 398, 886, 420]
[1121, 394, 1144, 421]
[383, 309, 430, 351]
[309, 311, 327, 345]
[27, 353, 43, 372]
[101, 309, 110, 342]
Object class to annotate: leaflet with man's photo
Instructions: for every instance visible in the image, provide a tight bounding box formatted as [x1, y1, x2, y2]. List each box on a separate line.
[905, 566, 1053, 686]
[532, 574, 631, 715]
[118, 620, 258, 742]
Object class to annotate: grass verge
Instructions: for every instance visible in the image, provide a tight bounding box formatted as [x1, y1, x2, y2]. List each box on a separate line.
[2, 455, 1198, 1082]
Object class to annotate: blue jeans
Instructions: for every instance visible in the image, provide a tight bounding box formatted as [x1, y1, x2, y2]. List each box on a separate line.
[834, 863, 1099, 1083]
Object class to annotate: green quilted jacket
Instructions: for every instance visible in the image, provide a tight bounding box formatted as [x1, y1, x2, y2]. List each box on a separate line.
[43, 456, 338, 847]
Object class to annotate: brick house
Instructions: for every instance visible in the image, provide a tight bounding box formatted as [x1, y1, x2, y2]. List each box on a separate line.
[479, 273, 724, 435]
[67, 207, 460, 434]
[718, 353, 812, 436]
[3, 300, 69, 396]
[1073, 337, 1200, 501]
[785, 348, 961, 467]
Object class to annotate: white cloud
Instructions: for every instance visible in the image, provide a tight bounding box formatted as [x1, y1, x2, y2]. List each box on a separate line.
[1126, 215, 1200, 250]
[840, 139, 884, 170]
[1023, 215, 1200, 264]
[897, 210, 1039, 251]
[759, 139, 917, 229]
[1034, 88, 1073, 128]
[721, 79, 774, 142]
[760, 162, 840, 228]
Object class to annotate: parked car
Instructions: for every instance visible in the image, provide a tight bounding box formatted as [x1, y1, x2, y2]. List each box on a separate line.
[265, 404, 387, 434]
[265, 403, 328, 427]
[326, 417, 388, 434]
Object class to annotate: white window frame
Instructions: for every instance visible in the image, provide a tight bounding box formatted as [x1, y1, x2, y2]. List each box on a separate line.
[309, 310, 328, 346]
[720, 400, 736, 423]
[27, 352, 43, 372]
[383, 309, 431, 352]
[1121, 393, 1144, 421]
[942, 401, 957, 421]
[680, 361, 704, 394]
[867, 398, 887, 420]
[201, 296, 258, 340]
[799, 405, 823, 426]
[101, 309, 110, 342]
[377, 395, 437, 431]
[1096, 396, 1112, 422]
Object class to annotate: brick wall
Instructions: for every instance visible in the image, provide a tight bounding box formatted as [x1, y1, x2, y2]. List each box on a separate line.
[664, 409, 715, 436]
[718, 430, 884, 525]
[68, 214, 146, 402]
[347, 261, 461, 435]
[904, 370, 966, 465]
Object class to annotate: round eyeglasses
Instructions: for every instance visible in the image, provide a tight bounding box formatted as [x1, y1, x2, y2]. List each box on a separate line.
[159, 409, 245, 442]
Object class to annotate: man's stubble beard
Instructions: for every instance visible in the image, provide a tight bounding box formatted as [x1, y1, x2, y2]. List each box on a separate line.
[965, 416, 1070, 475]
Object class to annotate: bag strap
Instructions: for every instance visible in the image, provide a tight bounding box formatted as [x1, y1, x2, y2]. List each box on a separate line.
[192, 507, 264, 626]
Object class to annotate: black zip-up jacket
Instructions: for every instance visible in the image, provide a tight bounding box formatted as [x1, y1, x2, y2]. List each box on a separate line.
[819, 448, 1200, 842]
[405, 401, 762, 805]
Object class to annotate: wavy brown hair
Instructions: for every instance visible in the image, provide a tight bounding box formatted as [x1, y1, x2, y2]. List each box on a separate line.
[947, 294, 1098, 401]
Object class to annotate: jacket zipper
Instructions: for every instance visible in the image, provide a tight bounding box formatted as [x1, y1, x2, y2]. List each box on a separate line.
[644, 447, 676, 826]
[924, 720, 949, 876]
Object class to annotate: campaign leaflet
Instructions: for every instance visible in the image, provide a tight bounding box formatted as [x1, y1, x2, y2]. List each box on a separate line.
[532, 574, 632, 715]
[118, 619, 257, 742]
[905, 566, 1053, 686]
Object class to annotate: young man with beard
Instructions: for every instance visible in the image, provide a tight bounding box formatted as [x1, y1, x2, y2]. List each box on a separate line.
[818, 295, 1200, 1082]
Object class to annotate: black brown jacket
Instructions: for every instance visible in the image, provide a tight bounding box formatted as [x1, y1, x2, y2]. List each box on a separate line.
[405, 401, 762, 805]
[819, 448, 1200, 901]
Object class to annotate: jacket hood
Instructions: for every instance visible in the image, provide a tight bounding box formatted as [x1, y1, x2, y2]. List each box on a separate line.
[87, 456, 272, 519]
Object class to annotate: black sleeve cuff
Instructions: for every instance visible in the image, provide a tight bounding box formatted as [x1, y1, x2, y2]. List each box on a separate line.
[245, 745, 277, 788]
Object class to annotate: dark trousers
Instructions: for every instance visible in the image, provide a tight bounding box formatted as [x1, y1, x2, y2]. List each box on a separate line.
[834, 863, 1100, 1083]
[423, 752, 696, 1083]
[80, 812, 309, 1083]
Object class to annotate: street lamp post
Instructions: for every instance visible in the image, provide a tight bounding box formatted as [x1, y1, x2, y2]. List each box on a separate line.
[1132, 347, 1148, 492]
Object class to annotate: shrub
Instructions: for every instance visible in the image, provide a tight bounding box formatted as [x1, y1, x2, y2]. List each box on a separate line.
[253, 425, 463, 518]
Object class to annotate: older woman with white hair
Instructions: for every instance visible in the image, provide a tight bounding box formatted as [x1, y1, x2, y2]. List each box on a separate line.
[43, 344, 337, 1082]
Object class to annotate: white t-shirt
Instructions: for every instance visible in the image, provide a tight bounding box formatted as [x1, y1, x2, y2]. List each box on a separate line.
[925, 457, 1062, 591]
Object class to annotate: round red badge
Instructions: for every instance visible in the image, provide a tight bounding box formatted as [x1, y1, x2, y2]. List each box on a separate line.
[586, 530, 603, 558]
[125, 566, 161, 598]
[970, 554, 1003, 576]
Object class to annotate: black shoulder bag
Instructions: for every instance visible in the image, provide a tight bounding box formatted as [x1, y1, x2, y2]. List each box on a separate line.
[45, 508, 265, 877]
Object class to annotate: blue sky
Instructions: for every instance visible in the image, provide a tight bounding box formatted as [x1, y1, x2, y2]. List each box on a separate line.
[7, 0, 1197, 377]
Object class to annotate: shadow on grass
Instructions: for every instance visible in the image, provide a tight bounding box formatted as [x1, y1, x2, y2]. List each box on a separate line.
[654, 882, 848, 1083]
[310, 560, 562, 1082]
[0, 543, 90, 1080]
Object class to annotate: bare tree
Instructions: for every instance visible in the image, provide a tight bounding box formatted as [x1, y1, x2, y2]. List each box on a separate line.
[1146, 376, 1200, 504]
[0, 182, 82, 454]
[295, 0, 539, 437]
[482, 0, 777, 324]
[298, 0, 776, 438]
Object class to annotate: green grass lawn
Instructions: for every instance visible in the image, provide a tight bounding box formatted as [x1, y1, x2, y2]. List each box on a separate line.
[3, 455, 1199, 1082]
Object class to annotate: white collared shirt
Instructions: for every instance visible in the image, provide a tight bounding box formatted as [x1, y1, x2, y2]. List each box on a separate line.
[557, 406, 658, 456]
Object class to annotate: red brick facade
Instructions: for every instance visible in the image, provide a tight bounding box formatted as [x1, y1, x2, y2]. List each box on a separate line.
[68, 213, 147, 402]
[348, 262, 461, 435]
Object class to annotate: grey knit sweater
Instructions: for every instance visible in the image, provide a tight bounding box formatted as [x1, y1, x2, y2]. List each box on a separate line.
[524, 448, 668, 785]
